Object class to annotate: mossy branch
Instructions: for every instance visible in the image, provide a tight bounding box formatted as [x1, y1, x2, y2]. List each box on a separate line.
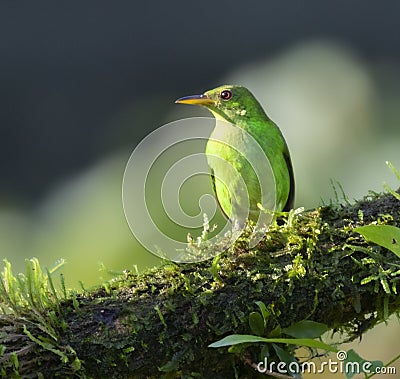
[1, 191, 400, 378]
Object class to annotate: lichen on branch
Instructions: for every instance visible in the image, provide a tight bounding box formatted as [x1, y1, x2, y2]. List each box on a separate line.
[0, 191, 400, 378]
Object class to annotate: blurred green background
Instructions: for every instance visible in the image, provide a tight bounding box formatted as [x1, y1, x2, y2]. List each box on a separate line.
[1, 2, 399, 375]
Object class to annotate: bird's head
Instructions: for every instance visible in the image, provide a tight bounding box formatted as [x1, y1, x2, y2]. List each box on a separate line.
[175, 85, 268, 125]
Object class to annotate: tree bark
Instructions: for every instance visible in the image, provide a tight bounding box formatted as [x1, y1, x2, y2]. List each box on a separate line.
[1, 192, 400, 378]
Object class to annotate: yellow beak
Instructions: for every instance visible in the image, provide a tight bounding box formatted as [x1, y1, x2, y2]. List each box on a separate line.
[175, 94, 214, 106]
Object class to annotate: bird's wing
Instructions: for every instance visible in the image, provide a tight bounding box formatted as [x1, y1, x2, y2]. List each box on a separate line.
[210, 168, 229, 220]
[282, 151, 295, 212]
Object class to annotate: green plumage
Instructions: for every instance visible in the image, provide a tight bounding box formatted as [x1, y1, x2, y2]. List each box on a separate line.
[176, 85, 294, 224]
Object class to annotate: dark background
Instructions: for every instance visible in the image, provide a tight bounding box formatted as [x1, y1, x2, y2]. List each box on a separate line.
[1, 1, 399, 205]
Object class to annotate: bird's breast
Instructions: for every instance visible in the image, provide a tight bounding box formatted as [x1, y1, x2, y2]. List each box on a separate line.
[206, 122, 277, 222]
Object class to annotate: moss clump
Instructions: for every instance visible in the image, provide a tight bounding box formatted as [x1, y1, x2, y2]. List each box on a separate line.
[0, 258, 85, 378]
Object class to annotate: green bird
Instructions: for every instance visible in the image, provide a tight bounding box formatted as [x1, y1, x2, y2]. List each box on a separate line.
[175, 85, 294, 225]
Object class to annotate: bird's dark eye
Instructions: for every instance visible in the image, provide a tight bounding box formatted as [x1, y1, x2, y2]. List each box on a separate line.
[220, 90, 232, 100]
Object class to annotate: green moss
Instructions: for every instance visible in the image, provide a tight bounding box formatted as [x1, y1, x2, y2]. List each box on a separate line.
[0, 191, 400, 377]
[0, 259, 87, 378]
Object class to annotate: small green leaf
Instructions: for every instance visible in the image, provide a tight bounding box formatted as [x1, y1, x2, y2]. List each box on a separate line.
[282, 320, 328, 339]
[360, 275, 375, 285]
[208, 334, 337, 352]
[380, 275, 391, 294]
[159, 359, 179, 373]
[352, 293, 361, 313]
[210, 254, 220, 281]
[255, 301, 270, 325]
[354, 225, 400, 258]
[269, 324, 282, 338]
[383, 295, 389, 320]
[10, 352, 19, 370]
[227, 344, 246, 354]
[260, 344, 270, 358]
[249, 312, 265, 336]
[344, 349, 383, 379]
[386, 161, 400, 181]
[383, 183, 400, 201]
[383, 161, 400, 201]
[209, 334, 268, 348]
[273, 344, 301, 378]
